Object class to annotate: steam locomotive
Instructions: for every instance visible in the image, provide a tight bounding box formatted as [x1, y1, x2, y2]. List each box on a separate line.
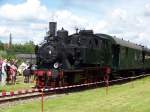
[35, 22, 150, 88]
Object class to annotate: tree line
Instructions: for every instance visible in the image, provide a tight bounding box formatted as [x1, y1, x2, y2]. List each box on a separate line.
[0, 40, 35, 58]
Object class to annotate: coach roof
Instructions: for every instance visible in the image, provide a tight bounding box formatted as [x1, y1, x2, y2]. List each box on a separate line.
[96, 33, 143, 50]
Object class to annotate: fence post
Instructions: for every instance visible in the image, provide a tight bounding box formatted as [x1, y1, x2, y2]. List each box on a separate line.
[130, 77, 134, 88]
[2, 90, 6, 96]
[142, 72, 145, 84]
[131, 71, 135, 88]
[104, 73, 109, 95]
[102, 67, 111, 95]
[41, 89, 44, 112]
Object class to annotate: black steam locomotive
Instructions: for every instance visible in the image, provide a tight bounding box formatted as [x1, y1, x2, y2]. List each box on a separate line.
[35, 22, 150, 88]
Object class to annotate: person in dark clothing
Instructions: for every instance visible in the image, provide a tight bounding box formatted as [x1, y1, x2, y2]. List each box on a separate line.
[0, 58, 3, 82]
[23, 67, 31, 83]
[6, 63, 11, 84]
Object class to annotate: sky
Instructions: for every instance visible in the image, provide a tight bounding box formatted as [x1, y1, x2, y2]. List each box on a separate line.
[0, 0, 150, 47]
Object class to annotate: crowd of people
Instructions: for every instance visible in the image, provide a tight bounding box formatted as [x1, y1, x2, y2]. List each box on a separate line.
[0, 57, 36, 86]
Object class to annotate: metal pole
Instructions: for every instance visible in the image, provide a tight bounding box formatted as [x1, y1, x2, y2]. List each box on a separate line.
[131, 77, 134, 88]
[131, 72, 134, 88]
[105, 78, 109, 95]
[104, 73, 109, 95]
[41, 89, 44, 112]
[143, 72, 145, 84]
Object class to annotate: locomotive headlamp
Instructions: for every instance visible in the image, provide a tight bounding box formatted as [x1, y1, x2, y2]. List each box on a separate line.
[54, 62, 59, 69]
[49, 50, 52, 55]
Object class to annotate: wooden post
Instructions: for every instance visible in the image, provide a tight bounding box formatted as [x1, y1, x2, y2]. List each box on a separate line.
[104, 73, 109, 95]
[105, 77, 109, 95]
[103, 67, 110, 95]
[131, 77, 134, 88]
[131, 71, 135, 88]
[41, 89, 44, 112]
[143, 72, 145, 84]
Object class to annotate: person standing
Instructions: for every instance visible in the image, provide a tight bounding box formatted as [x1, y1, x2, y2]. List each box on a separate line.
[23, 67, 30, 83]
[6, 61, 11, 84]
[10, 63, 17, 84]
[0, 58, 3, 82]
[1, 59, 7, 86]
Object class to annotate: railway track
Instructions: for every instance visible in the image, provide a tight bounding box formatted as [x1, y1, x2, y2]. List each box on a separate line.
[0, 88, 58, 104]
[0, 74, 149, 104]
[0, 92, 41, 104]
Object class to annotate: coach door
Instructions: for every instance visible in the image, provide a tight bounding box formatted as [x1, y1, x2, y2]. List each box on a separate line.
[112, 44, 120, 69]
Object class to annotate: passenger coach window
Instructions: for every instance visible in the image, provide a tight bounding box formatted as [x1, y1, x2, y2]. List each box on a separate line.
[122, 47, 125, 56]
[98, 40, 102, 48]
[89, 38, 107, 49]
[102, 40, 107, 49]
[94, 38, 98, 47]
[89, 39, 100, 48]
[134, 51, 138, 61]
[125, 47, 128, 56]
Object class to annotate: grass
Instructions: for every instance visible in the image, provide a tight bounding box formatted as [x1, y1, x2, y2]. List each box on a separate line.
[0, 76, 35, 92]
[1, 76, 150, 112]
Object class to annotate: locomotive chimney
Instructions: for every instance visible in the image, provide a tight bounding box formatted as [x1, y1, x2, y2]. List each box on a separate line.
[49, 22, 57, 36]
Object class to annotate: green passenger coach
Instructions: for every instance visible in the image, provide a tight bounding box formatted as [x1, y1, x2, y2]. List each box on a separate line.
[97, 33, 150, 75]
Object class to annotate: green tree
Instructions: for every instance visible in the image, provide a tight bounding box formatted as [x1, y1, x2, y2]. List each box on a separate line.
[0, 40, 4, 50]
[7, 41, 35, 54]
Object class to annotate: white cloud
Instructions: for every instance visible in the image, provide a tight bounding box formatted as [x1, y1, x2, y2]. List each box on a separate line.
[0, 0, 150, 48]
[30, 23, 47, 31]
[0, 0, 90, 43]
[53, 10, 90, 33]
[88, 20, 109, 33]
[0, 26, 8, 36]
[144, 4, 150, 16]
[111, 8, 127, 20]
[0, 0, 49, 21]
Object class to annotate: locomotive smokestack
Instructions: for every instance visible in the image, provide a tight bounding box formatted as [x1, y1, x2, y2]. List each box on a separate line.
[49, 22, 57, 36]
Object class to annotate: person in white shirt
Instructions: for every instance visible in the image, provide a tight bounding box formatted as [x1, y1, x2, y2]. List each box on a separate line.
[0, 57, 3, 82]
[1, 59, 7, 86]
